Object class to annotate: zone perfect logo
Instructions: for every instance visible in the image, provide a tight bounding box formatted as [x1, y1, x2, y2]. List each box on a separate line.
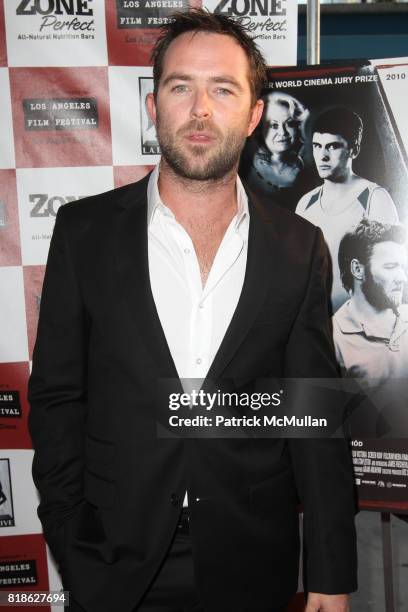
[30, 194, 87, 218]
[212, 0, 287, 34]
[16, 0, 94, 35]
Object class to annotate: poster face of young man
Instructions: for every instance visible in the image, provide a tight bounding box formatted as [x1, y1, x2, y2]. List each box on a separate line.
[312, 133, 353, 182]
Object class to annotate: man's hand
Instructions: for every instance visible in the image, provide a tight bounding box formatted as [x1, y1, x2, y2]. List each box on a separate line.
[305, 593, 349, 612]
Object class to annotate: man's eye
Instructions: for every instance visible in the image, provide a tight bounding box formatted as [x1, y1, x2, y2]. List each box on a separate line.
[215, 87, 232, 95]
[172, 84, 188, 93]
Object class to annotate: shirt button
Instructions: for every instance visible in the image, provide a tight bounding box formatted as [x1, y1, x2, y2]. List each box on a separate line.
[184, 248, 190, 254]
[196, 358, 202, 365]
[170, 493, 179, 507]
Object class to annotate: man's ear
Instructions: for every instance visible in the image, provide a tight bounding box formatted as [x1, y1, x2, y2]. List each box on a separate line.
[350, 141, 361, 160]
[247, 99, 264, 137]
[351, 258, 365, 281]
[146, 92, 157, 126]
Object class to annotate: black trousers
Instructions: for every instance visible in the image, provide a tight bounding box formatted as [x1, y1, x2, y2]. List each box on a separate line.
[134, 514, 204, 612]
[67, 510, 289, 612]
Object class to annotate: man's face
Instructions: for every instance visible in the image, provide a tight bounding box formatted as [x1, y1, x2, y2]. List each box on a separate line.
[312, 132, 352, 181]
[362, 241, 408, 311]
[146, 31, 263, 181]
[262, 103, 298, 154]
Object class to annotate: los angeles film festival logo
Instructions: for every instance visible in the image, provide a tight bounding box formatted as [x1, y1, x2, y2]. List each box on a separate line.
[23, 98, 99, 131]
[116, 0, 190, 29]
[205, 0, 288, 38]
[0, 560, 38, 587]
[16, 0, 95, 39]
[0, 392, 22, 419]
[0, 559, 38, 588]
[0, 459, 15, 528]
[139, 77, 160, 155]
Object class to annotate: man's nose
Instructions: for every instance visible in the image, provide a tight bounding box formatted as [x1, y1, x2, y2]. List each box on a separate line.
[398, 267, 408, 283]
[321, 148, 330, 160]
[191, 89, 211, 120]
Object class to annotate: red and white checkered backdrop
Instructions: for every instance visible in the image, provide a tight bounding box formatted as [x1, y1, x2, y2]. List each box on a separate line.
[0, 1, 307, 609]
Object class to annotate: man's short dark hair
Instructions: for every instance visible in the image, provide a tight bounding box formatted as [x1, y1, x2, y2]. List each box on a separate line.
[151, 8, 267, 106]
[338, 218, 406, 292]
[313, 107, 363, 152]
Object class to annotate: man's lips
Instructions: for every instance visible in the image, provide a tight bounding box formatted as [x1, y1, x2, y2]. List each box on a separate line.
[185, 132, 216, 143]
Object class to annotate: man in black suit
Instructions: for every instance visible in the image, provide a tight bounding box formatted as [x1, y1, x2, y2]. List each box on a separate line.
[28, 9, 357, 612]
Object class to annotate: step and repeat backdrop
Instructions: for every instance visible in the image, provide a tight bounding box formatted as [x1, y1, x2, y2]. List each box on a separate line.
[0, 1, 304, 610]
[1, 0, 408, 609]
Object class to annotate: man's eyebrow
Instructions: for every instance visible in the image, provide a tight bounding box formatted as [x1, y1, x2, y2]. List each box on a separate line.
[313, 139, 344, 147]
[161, 73, 244, 91]
[210, 76, 243, 90]
[161, 73, 193, 87]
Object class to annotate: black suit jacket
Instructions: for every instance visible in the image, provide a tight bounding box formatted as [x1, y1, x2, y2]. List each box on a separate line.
[28, 174, 357, 612]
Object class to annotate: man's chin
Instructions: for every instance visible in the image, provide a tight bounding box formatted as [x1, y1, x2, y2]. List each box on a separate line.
[389, 294, 403, 309]
[174, 162, 219, 182]
[318, 171, 332, 180]
[165, 154, 237, 182]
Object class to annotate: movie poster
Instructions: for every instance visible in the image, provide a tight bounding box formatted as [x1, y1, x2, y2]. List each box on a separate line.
[240, 59, 408, 504]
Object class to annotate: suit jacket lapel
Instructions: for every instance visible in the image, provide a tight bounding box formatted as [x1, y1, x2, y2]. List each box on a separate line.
[114, 175, 179, 379]
[206, 196, 275, 382]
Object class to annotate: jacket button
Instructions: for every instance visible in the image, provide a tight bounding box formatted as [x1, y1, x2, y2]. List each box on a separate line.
[170, 493, 179, 507]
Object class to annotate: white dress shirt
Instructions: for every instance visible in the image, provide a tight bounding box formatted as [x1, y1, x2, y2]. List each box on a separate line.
[147, 165, 249, 506]
[147, 164, 249, 382]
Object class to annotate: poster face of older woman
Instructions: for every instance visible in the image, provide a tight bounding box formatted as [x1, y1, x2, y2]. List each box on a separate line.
[263, 102, 299, 154]
[239, 92, 317, 212]
[263, 94, 304, 154]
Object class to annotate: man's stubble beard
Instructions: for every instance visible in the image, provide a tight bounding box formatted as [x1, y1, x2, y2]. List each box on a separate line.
[362, 268, 402, 313]
[155, 114, 248, 182]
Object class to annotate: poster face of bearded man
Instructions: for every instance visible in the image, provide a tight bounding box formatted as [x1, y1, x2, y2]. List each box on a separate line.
[333, 220, 408, 385]
[361, 241, 407, 312]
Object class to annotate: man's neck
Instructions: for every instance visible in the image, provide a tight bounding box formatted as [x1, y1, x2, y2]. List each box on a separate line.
[157, 159, 238, 229]
[321, 171, 364, 213]
[157, 159, 241, 288]
[322, 169, 355, 194]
